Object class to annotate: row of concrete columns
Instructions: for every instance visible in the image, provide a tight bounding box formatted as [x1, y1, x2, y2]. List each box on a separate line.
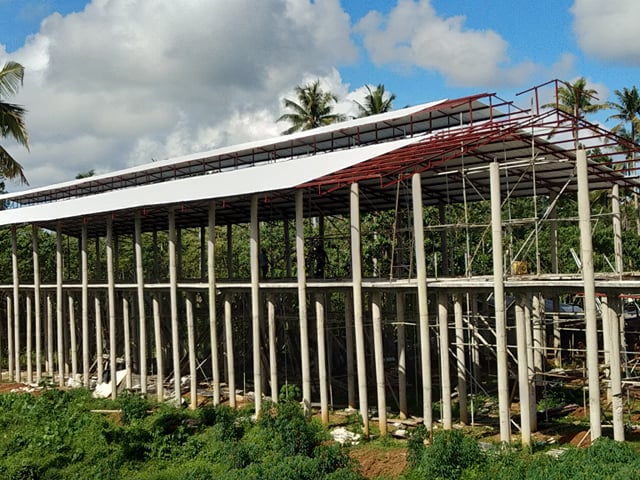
[0, 156, 629, 442]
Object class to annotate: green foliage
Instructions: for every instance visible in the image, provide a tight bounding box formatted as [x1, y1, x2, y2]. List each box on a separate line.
[0, 389, 361, 479]
[279, 383, 302, 403]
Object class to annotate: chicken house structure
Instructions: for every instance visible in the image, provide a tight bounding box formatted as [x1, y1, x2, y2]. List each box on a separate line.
[1, 81, 639, 445]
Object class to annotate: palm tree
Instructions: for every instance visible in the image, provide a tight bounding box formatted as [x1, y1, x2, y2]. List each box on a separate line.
[277, 80, 346, 134]
[608, 86, 640, 142]
[553, 77, 607, 119]
[354, 84, 396, 117]
[0, 61, 29, 184]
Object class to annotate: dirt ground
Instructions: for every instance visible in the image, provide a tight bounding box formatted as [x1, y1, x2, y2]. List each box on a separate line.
[350, 446, 408, 479]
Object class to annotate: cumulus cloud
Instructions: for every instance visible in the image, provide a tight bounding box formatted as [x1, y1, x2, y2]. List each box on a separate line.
[572, 0, 640, 65]
[1, 0, 357, 188]
[355, 0, 540, 88]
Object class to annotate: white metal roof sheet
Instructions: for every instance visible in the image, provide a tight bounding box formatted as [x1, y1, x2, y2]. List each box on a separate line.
[0, 136, 422, 226]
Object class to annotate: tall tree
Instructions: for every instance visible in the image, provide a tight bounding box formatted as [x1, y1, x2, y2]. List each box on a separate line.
[0, 61, 29, 184]
[553, 77, 607, 119]
[607, 86, 640, 143]
[277, 80, 346, 134]
[354, 83, 396, 117]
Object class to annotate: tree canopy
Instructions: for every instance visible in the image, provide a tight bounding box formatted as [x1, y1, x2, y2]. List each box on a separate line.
[0, 61, 29, 184]
[354, 83, 396, 117]
[277, 80, 346, 134]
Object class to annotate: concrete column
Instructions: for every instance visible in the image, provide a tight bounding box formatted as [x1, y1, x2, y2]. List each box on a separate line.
[226, 224, 233, 278]
[316, 294, 329, 425]
[26, 295, 32, 383]
[186, 294, 197, 410]
[134, 214, 147, 394]
[68, 296, 77, 382]
[267, 295, 278, 402]
[524, 295, 537, 432]
[396, 292, 408, 419]
[152, 295, 164, 401]
[81, 224, 90, 387]
[412, 173, 432, 430]
[32, 225, 42, 382]
[47, 295, 53, 376]
[371, 291, 387, 435]
[224, 293, 236, 408]
[576, 148, 602, 441]
[454, 292, 468, 424]
[207, 201, 220, 404]
[95, 296, 103, 383]
[6, 296, 13, 381]
[490, 161, 511, 442]
[123, 297, 132, 390]
[11, 225, 20, 381]
[168, 208, 181, 404]
[250, 195, 262, 413]
[549, 192, 561, 367]
[606, 295, 624, 441]
[438, 292, 452, 429]
[350, 182, 369, 437]
[295, 190, 311, 416]
[106, 217, 117, 399]
[515, 294, 532, 446]
[345, 290, 356, 410]
[56, 223, 64, 387]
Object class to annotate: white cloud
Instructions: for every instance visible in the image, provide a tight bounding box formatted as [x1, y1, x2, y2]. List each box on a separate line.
[572, 0, 640, 66]
[1, 0, 358, 188]
[355, 0, 541, 88]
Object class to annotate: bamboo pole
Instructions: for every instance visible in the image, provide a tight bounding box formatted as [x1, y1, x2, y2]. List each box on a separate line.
[350, 182, 369, 437]
[412, 173, 432, 430]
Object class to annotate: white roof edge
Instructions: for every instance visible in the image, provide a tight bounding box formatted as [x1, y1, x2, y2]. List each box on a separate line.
[0, 99, 447, 202]
[0, 136, 424, 227]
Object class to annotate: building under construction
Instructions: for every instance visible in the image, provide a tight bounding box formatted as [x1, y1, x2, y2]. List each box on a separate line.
[1, 80, 639, 445]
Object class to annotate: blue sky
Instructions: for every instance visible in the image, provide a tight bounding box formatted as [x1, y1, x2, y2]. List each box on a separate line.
[0, 0, 639, 189]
